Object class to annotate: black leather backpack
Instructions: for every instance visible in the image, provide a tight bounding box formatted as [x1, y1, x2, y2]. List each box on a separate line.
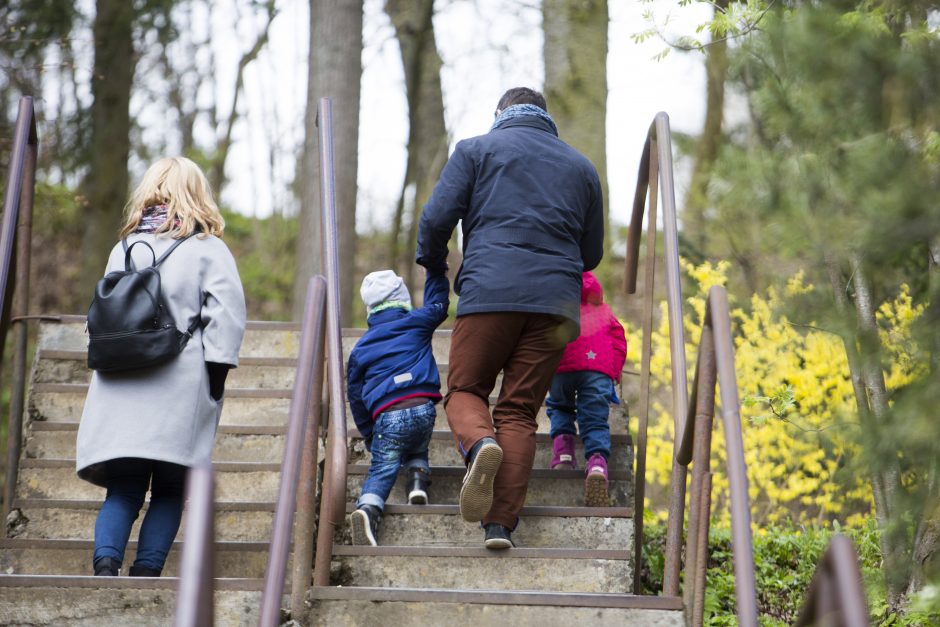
[86, 236, 200, 372]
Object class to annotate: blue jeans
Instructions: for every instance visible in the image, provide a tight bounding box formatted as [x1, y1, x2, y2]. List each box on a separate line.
[546, 371, 616, 460]
[93, 458, 186, 572]
[357, 401, 436, 511]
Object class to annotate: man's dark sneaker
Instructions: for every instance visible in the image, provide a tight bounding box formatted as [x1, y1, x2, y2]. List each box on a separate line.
[129, 565, 162, 577]
[93, 556, 121, 576]
[407, 468, 431, 505]
[459, 437, 503, 522]
[483, 523, 514, 550]
[350, 504, 382, 546]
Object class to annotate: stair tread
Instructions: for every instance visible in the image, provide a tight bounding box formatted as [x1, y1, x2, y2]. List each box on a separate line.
[13, 498, 276, 511]
[0, 573, 265, 591]
[343, 503, 633, 517]
[331, 545, 631, 560]
[19, 458, 281, 472]
[311, 585, 683, 610]
[0, 538, 271, 551]
[346, 464, 630, 480]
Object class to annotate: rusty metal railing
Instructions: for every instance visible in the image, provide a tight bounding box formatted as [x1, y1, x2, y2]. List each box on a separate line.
[174, 464, 216, 627]
[258, 276, 327, 626]
[1, 96, 38, 520]
[795, 535, 870, 627]
[311, 96, 348, 588]
[677, 286, 757, 626]
[624, 113, 757, 626]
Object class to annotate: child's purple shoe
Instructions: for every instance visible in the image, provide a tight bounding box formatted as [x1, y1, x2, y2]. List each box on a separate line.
[584, 453, 609, 507]
[551, 434, 577, 470]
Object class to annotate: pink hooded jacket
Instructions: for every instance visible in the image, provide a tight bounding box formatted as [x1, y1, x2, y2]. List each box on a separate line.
[555, 271, 627, 382]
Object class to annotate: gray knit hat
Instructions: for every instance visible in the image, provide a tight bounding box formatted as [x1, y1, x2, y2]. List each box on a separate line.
[360, 270, 412, 316]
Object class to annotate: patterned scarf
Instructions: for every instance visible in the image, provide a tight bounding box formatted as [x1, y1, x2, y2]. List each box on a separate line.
[136, 204, 180, 233]
[490, 104, 558, 136]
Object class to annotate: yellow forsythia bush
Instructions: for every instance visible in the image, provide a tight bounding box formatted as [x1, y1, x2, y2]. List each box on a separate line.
[626, 260, 925, 527]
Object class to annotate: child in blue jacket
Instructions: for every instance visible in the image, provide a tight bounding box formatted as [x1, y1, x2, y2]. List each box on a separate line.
[347, 267, 449, 546]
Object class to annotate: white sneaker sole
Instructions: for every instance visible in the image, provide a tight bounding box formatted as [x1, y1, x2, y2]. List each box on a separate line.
[459, 442, 503, 522]
[484, 536, 514, 550]
[350, 509, 377, 546]
[408, 489, 428, 505]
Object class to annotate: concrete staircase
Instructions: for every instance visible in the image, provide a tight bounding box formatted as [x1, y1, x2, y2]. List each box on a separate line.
[1, 317, 684, 626]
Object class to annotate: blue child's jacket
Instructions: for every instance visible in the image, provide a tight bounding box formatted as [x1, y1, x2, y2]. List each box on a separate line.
[346, 270, 450, 442]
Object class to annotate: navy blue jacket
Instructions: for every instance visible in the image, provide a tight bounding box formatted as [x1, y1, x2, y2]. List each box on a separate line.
[346, 270, 449, 441]
[416, 115, 604, 325]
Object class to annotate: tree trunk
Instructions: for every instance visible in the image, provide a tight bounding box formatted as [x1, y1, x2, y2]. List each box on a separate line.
[684, 0, 730, 258]
[848, 253, 911, 605]
[385, 0, 448, 289]
[543, 0, 609, 263]
[79, 0, 136, 297]
[295, 0, 362, 324]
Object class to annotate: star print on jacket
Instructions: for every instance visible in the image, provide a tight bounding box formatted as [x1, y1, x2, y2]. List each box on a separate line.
[586, 350, 597, 360]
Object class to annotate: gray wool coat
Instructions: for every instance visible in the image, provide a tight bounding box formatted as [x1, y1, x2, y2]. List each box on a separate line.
[76, 233, 247, 487]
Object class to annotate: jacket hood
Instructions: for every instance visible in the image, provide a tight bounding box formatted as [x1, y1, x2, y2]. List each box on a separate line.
[581, 271, 604, 305]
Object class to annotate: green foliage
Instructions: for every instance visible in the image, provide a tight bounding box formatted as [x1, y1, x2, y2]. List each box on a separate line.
[640, 520, 940, 625]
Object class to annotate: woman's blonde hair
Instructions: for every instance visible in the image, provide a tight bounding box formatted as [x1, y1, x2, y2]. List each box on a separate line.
[120, 156, 225, 239]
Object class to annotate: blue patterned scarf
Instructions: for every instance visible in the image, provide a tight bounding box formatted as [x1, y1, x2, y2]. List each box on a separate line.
[491, 104, 558, 136]
[136, 204, 181, 233]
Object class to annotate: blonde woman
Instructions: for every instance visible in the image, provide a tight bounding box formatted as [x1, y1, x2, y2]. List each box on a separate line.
[76, 157, 246, 577]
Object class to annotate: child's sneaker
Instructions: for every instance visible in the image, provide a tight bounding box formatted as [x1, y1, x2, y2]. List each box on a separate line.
[459, 437, 503, 522]
[551, 434, 577, 470]
[584, 453, 609, 507]
[350, 504, 382, 546]
[483, 523, 514, 550]
[407, 468, 431, 504]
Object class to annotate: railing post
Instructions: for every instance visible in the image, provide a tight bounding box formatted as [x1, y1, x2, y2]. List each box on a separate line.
[631, 140, 659, 594]
[259, 276, 328, 627]
[174, 464, 215, 627]
[311, 96, 348, 589]
[1, 96, 37, 520]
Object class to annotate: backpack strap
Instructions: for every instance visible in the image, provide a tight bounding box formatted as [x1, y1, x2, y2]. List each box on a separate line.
[154, 234, 195, 267]
[121, 234, 195, 271]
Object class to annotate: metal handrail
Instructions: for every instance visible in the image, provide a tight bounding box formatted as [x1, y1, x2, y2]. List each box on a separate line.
[624, 113, 757, 626]
[312, 96, 349, 588]
[623, 112, 690, 596]
[173, 464, 216, 627]
[677, 287, 757, 626]
[795, 535, 869, 627]
[1, 96, 38, 519]
[259, 276, 328, 626]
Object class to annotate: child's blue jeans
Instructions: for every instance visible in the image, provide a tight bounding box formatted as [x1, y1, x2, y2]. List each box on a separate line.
[546, 371, 616, 460]
[93, 457, 186, 571]
[357, 401, 436, 511]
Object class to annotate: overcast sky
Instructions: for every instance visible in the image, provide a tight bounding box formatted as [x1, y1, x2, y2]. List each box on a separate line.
[214, 0, 712, 228]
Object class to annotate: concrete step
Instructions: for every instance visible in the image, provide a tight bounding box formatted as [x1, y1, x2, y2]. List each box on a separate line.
[346, 465, 633, 508]
[25, 423, 290, 464]
[349, 431, 633, 469]
[16, 458, 631, 507]
[36, 319, 453, 363]
[33, 352, 298, 389]
[0, 575, 267, 627]
[16, 459, 281, 502]
[307, 587, 684, 627]
[340, 504, 634, 550]
[8, 499, 278, 543]
[29, 387, 291, 427]
[329, 546, 632, 593]
[0, 538, 279, 579]
[28, 385, 632, 435]
[23, 422, 629, 471]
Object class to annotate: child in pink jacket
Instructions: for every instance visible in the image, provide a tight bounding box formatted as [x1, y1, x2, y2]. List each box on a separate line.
[546, 271, 627, 507]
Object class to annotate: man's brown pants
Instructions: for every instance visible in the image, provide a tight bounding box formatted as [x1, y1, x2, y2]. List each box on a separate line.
[445, 312, 569, 528]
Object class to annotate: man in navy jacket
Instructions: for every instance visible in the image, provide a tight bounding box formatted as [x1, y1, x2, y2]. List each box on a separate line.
[416, 87, 604, 549]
